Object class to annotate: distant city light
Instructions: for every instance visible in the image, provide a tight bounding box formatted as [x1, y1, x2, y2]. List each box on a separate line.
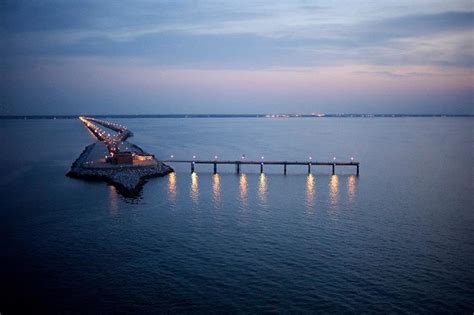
[351, 157, 354, 161]
[214, 155, 218, 159]
[309, 156, 312, 160]
[261, 156, 264, 160]
[170, 155, 174, 158]
[193, 155, 196, 159]
[333, 157, 336, 161]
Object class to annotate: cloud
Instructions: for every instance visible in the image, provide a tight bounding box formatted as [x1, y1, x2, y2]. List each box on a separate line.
[1, 1, 472, 114]
[2, 1, 472, 40]
[1, 0, 472, 70]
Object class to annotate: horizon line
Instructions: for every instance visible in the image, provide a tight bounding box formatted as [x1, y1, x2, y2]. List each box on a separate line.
[1, 113, 473, 119]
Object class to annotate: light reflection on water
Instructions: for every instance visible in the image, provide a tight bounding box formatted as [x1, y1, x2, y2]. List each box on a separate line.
[212, 174, 221, 208]
[108, 185, 118, 215]
[168, 172, 177, 203]
[239, 174, 248, 208]
[329, 175, 339, 206]
[348, 175, 356, 204]
[166, 173, 358, 212]
[258, 174, 267, 203]
[305, 174, 315, 211]
[2, 118, 470, 313]
[190, 172, 199, 204]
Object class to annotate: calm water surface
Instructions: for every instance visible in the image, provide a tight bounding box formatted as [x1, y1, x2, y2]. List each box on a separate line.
[1, 118, 473, 313]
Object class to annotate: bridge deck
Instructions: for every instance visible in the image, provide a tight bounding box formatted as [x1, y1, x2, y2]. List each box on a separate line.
[162, 160, 358, 165]
[161, 160, 359, 175]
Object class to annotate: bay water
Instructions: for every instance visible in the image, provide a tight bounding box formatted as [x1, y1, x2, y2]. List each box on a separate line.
[1, 117, 473, 312]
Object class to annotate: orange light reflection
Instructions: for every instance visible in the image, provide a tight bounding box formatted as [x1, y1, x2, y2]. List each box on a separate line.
[258, 173, 267, 203]
[306, 174, 315, 210]
[168, 172, 177, 202]
[108, 185, 118, 215]
[239, 174, 248, 206]
[329, 175, 339, 206]
[348, 175, 356, 203]
[190, 172, 199, 204]
[212, 173, 221, 207]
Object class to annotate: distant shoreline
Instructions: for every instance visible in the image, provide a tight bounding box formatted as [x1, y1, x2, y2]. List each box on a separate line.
[1, 114, 473, 119]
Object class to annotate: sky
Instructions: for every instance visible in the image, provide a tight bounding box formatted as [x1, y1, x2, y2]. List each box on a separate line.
[1, 0, 473, 115]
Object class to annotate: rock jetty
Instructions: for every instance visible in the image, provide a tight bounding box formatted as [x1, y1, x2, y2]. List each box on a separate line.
[67, 117, 173, 196]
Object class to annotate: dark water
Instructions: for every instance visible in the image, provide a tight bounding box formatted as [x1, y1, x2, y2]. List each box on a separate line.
[1, 118, 473, 313]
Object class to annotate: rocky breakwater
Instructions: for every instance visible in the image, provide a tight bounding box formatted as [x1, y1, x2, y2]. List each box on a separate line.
[67, 117, 173, 196]
[67, 142, 173, 196]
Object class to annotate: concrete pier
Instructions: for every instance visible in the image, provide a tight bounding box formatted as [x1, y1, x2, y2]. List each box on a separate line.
[162, 159, 360, 175]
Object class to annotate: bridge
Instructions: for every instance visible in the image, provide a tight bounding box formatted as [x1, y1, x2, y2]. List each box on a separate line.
[161, 159, 360, 175]
[78, 116, 360, 175]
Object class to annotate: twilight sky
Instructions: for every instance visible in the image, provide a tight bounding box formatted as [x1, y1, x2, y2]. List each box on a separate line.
[1, 0, 473, 115]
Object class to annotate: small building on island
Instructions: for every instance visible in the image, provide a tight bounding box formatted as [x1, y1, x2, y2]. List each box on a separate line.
[107, 152, 134, 165]
[106, 151, 155, 165]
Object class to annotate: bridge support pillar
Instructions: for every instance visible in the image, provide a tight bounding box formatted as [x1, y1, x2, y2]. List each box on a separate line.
[236, 162, 240, 174]
[308, 163, 311, 174]
[213, 163, 217, 174]
[260, 163, 264, 174]
[191, 162, 195, 173]
[356, 164, 359, 176]
[284, 163, 287, 175]
[332, 164, 335, 175]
